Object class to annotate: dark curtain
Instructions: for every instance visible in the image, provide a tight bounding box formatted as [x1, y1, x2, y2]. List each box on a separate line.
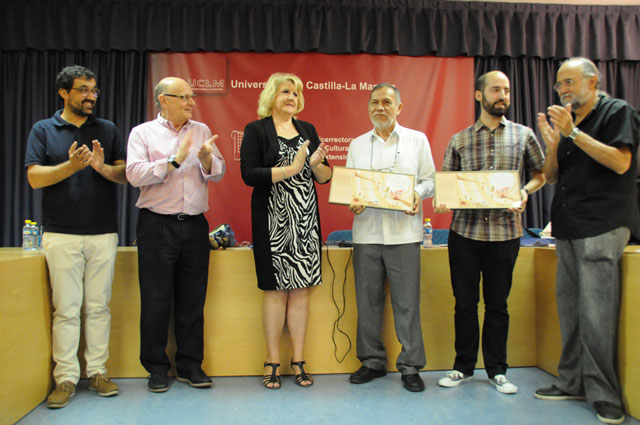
[2, 0, 640, 245]
[1, 51, 146, 246]
[475, 56, 640, 230]
[4, 1, 640, 60]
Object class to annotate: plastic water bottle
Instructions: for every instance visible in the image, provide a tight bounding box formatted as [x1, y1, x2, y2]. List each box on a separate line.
[423, 218, 433, 247]
[32, 221, 40, 249]
[22, 220, 33, 250]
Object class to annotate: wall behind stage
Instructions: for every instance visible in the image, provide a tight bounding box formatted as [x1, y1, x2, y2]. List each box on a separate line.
[149, 53, 474, 243]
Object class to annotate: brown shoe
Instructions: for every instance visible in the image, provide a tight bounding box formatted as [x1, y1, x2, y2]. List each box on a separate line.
[47, 381, 76, 409]
[89, 373, 120, 397]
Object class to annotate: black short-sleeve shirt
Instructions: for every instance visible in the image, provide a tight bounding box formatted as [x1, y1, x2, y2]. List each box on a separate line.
[551, 95, 640, 239]
[25, 110, 125, 234]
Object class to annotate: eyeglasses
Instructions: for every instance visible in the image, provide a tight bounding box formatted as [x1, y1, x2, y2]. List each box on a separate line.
[553, 77, 586, 92]
[163, 93, 196, 102]
[70, 87, 100, 97]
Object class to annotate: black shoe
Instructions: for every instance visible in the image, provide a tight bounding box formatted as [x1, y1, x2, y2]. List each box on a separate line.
[349, 366, 386, 384]
[401, 374, 425, 392]
[177, 368, 212, 388]
[148, 372, 169, 393]
[291, 360, 314, 387]
[534, 385, 585, 400]
[594, 402, 625, 424]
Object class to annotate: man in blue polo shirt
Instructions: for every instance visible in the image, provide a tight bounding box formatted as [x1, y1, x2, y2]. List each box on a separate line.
[25, 65, 127, 409]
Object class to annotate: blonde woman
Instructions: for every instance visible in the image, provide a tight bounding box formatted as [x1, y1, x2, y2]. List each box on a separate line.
[240, 73, 331, 389]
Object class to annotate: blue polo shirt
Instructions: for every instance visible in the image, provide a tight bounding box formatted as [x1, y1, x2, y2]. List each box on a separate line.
[25, 110, 125, 235]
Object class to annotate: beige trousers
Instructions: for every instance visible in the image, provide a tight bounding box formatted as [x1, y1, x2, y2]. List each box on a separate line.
[43, 232, 118, 384]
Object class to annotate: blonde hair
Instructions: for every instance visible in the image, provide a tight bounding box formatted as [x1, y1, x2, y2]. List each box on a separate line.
[257, 73, 305, 119]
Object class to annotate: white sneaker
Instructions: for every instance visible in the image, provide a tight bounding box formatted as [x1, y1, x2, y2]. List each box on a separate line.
[438, 370, 472, 387]
[492, 374, 517, 394]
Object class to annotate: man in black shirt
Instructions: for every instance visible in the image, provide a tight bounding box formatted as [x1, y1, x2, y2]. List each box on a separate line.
[25, 65, 127, 409]
[535, 57, 640, 425]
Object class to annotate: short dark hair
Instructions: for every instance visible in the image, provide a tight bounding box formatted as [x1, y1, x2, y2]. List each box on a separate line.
[55, 65, 96, 92]
[370, 83, 401, 104]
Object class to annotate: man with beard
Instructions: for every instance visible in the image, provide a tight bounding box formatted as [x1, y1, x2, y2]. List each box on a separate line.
[435, 71, 545, 394]
[535, 58, 640, 424]
[346, 83, 436, 392]
[25, 65, 127, 408]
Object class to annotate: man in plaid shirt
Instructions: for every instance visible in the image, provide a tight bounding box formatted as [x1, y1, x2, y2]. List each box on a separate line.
[435, 70, 546, 394]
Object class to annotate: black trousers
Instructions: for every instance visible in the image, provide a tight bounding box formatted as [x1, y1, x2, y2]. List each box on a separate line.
[136, 208, 210, 374]
[448, 230, 520, 378]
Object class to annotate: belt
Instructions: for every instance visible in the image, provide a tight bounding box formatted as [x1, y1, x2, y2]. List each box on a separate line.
[144, 209, 200, 221]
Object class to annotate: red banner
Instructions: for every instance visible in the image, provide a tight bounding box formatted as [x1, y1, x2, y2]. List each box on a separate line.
[149, 52, 474, 243]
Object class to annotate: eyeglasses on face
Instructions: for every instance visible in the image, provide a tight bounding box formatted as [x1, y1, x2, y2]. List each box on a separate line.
[553, 77, 587, 92]
[162, 93, 196, 102]
[70, 87, 100, 97]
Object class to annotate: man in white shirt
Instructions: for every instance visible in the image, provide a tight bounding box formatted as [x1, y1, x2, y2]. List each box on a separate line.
[346, 83, 436, 392]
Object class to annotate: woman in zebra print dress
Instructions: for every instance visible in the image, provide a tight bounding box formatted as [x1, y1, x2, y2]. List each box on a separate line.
[240, 73, 332, 389]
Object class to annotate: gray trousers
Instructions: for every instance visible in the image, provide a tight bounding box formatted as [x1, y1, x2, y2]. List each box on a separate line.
[353, 243, 425, 375]
[554, 227, 629, 408]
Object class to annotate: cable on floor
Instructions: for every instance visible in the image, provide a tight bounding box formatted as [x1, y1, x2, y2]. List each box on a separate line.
[324, 242, 353, 363]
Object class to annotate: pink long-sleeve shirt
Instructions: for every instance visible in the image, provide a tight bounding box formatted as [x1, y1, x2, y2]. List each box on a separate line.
[126, 114, 226, 215]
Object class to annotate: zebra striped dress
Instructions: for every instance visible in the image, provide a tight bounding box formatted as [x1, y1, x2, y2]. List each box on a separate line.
[266, 135, 322, 290]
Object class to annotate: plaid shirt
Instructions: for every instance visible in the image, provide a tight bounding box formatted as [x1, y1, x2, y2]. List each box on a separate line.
[442, 117, 545, 241]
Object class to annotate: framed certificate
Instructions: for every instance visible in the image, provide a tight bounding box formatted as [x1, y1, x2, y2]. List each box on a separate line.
[329, 166, 416, 211]
[435, 171, 522, 209]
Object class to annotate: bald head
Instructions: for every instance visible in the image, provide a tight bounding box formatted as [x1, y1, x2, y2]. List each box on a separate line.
[155, 77, 195, 128]
[558, 57, 601, 90]
[555, 58, 603, 111]
[475, 71, 509, 93]
[154, 77, 191, 109]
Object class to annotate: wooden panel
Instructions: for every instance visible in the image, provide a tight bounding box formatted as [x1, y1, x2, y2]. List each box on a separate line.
[0, 250, 52, 425]
[103, 247, 147, 376]
[3, 246, 637, 423]
[620, 252, 640, 418]
[534, 248, 562, 375]
[40, 246, 538, 378]
[504, 248, 537, 366]
[199, 246, 537, 376]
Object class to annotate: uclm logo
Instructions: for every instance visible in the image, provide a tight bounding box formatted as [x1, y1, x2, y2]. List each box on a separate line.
[231, 130, 244, 161]
[188, 79, 226, 93]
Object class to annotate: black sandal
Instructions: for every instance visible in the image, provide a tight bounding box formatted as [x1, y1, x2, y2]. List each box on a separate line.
[291, 360, 314, 387]
[262, 363, 281, 389]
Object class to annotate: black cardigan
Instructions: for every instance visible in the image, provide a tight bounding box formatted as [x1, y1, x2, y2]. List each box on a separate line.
[239, 116, 329, 289]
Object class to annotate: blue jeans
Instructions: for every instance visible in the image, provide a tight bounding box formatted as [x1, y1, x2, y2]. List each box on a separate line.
[555, 227, 630, 408]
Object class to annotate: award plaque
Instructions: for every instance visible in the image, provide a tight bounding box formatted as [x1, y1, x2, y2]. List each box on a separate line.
[435, 171, 522, 209]
[329, 166, 416, 211]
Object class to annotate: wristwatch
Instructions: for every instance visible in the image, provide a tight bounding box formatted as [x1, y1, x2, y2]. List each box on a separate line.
[568, 127, 580, 141]
[168, 155, 180, 168]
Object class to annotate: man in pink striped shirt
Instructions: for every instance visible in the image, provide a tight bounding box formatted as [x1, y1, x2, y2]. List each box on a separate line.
[126, 77, 226, 393]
